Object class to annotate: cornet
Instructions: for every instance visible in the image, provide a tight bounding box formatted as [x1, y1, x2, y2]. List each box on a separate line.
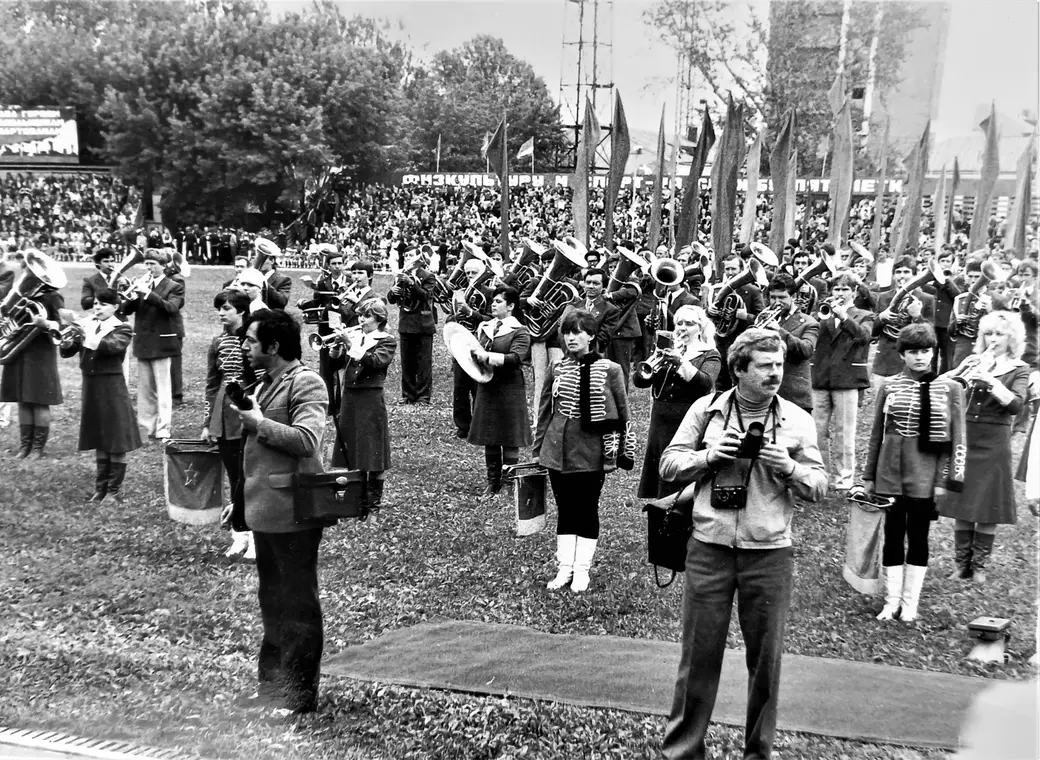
[949, 348, 997, 388]
[308, 332, 345, 351]
[50, 317, 86, 350]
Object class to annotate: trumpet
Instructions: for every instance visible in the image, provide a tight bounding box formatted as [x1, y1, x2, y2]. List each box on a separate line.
[949, 348, 997, 388]
[308, 332, 345, 351]
[50, 317, 86, 350]
[633, 331, 675, 383]
[816, 296, 844, 319]
[753, 302, 788, 329]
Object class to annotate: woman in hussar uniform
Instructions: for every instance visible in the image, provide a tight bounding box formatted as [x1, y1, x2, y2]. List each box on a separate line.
[636, 304, 721, 499]
[467, 285, 532, 497]
[330, 298, 397, 520]
[939, 310, 1031, 583]
[60, 288, 141, 503]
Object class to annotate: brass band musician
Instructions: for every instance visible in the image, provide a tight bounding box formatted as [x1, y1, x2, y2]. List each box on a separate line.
[386, 249, 438, 406]
[450, 255, 493, 439]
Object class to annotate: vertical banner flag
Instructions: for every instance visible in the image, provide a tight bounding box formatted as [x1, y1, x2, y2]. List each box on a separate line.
[769, 109, 795, 256]
[677, 109, 715, 249]
[784, 148, 798, 242]
[896, 121, 930, 256]
[739, 131, 763, 243]
[969, 103, 1001, 251]
[604, 92, 631, 251]
[827, 73, 855, 246]
[572, 96, 599, 247]
[649, 105, 667, 252]
[668, 132, 681, 248]
[486, 115, 510, 257]
[932, 165, 948, 254]
[481, 131, 491, 172]
[945, 156, 960, 245]
[710, 96, 745, 277]
[1003, 138, 1035, 254]
[871, 119, 890, 255]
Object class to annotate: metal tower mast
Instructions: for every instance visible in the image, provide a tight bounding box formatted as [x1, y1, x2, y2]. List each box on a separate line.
[557, 0, 614, 172]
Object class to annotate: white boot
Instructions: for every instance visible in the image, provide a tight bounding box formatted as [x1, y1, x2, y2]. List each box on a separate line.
[547, 534, 577, 590]
[225, 529, 249, 558]
[900, 564, 928, 622]
[570, 537, 598, 593]
[876, 565, 904, 621]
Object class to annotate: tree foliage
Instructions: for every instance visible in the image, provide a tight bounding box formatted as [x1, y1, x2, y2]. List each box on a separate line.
[644, 0, 923, 175]
[0, 0, 561, 227]
[405, 35, 565, 172]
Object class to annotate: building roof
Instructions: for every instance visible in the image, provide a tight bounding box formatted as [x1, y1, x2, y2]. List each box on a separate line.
[930, 133, 1037, 175]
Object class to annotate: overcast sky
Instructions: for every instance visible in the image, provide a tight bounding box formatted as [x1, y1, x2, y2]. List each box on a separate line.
[272, 0, 1039, 139]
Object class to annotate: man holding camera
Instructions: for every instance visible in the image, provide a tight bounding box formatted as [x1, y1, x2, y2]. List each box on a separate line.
[658, 328, 827, 760]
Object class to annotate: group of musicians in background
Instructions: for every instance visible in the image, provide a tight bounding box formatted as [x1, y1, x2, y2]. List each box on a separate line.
[1, 226, 1037, 598]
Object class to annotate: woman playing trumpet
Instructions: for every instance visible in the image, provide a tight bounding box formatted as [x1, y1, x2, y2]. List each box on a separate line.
[329, 299, 397, 521]
[59, 288, 141, 503]
[938, 311, 1030, 583]
[636, 305, 721, 499]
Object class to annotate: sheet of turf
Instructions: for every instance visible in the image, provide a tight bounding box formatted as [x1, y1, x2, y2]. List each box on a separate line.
[325, 619, 999, 749]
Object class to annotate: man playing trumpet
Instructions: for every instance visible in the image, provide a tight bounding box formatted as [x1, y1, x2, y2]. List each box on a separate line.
[758, 273, 819, 413]
[387, 249, 438, 406]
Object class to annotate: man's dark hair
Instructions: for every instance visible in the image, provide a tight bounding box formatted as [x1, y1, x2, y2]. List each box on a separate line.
[247, 308, 302, 361]
[95, 287, 119, 306]
[830, 273, 859, 291]
[768, 272, 797, 295]
[92, 247, 116, 265]
[214, 288, 251, 314]
[351, 260, 374, 279]
[896, 323, 937, 353]
[560, 308, 598, 337]
[583, 267, 607, 285]
[893, 256, 916, 273]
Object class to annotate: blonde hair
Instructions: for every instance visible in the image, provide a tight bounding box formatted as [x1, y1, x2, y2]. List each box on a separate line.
[974, 310, 1025, 359]
[673, 304, 715, 345]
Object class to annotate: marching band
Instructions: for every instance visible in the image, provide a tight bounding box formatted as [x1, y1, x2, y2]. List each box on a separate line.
[1, 233, 1037, 590]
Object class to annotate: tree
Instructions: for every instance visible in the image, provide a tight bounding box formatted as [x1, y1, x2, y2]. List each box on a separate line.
[644, 0, 923, 175]
[404, 35, 565, 172]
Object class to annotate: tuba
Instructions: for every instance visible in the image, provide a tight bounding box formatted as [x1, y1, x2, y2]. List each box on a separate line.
[0, 249, 67, 365]
[433, 241, 501, 307]
[709, 258, 769, 340]
[645, 257, 700, 333]
[389, 247, 432, 313]
[951, 259, 1004, 340]
[524, 236, 587, 340]
[453, 266, 496, 332]
[109, 247, 145, 303]
[792, 247, 841, 314]
[508, 238, 547, 290]
[881, 257, 946, 340]
[846, 241, 874, 272]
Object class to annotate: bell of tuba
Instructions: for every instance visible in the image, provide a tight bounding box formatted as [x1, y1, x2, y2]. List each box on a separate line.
[792, 247, 841, 314]
[508, 238, 547, 290]
[0, 249, 67, 365]
[525, 236, 587, 340]
[607, 246, 651, 296]
[951, 259, 1004, 340]
[252, 237, 281, 271]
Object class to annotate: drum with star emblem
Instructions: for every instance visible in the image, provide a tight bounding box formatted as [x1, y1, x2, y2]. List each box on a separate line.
[163, 439, 224, 524]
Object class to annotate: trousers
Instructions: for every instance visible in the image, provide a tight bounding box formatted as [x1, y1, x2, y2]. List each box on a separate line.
[811, 388, 859, 490]
[253, 528, 324, 712]
[400, 333, 433, 402]
[663, 540, 794, 760]
[530, 342, 563, 416]
[882, 496, 934, 567]
[137, 357, 172, 438]
[452, 359, 477, 434]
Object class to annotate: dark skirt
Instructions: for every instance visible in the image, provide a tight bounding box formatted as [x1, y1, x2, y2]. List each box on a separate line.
[468, 381, 532, 447]
[79, 373, 142, 453]
[939, 422, 1016, 524]
[332, 387, 391, 472]
[638, 399, 692, 498]
[0, 332, 63, 405]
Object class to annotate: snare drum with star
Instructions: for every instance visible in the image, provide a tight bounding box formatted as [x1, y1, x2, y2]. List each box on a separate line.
[163, 439, 224, 524]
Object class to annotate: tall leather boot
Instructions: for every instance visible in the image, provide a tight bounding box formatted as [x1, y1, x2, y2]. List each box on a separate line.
[971, 532, 995, 584]
[368, 476, 385, 523]
[482, 447, 503, 497]
[101, 462, 127, 505]
[87, 457, 109, 503]
[27, 426, 49, 460]
[12, 424, 33, 458]
[876, 565, 904, 621]
[547, 534, 577, 590]
[570, 537, 598, 593]
[899, 564, 928, 622]
[947, 529, 974, 580]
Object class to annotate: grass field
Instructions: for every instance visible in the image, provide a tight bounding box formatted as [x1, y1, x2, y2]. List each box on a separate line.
[0, 264, 1035, 759]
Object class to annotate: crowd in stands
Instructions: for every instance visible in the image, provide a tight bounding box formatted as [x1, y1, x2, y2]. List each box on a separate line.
[0, 171, 1036, 270]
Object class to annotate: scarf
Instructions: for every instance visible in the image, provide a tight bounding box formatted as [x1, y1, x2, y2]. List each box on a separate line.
[916, 371, 949, 454]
